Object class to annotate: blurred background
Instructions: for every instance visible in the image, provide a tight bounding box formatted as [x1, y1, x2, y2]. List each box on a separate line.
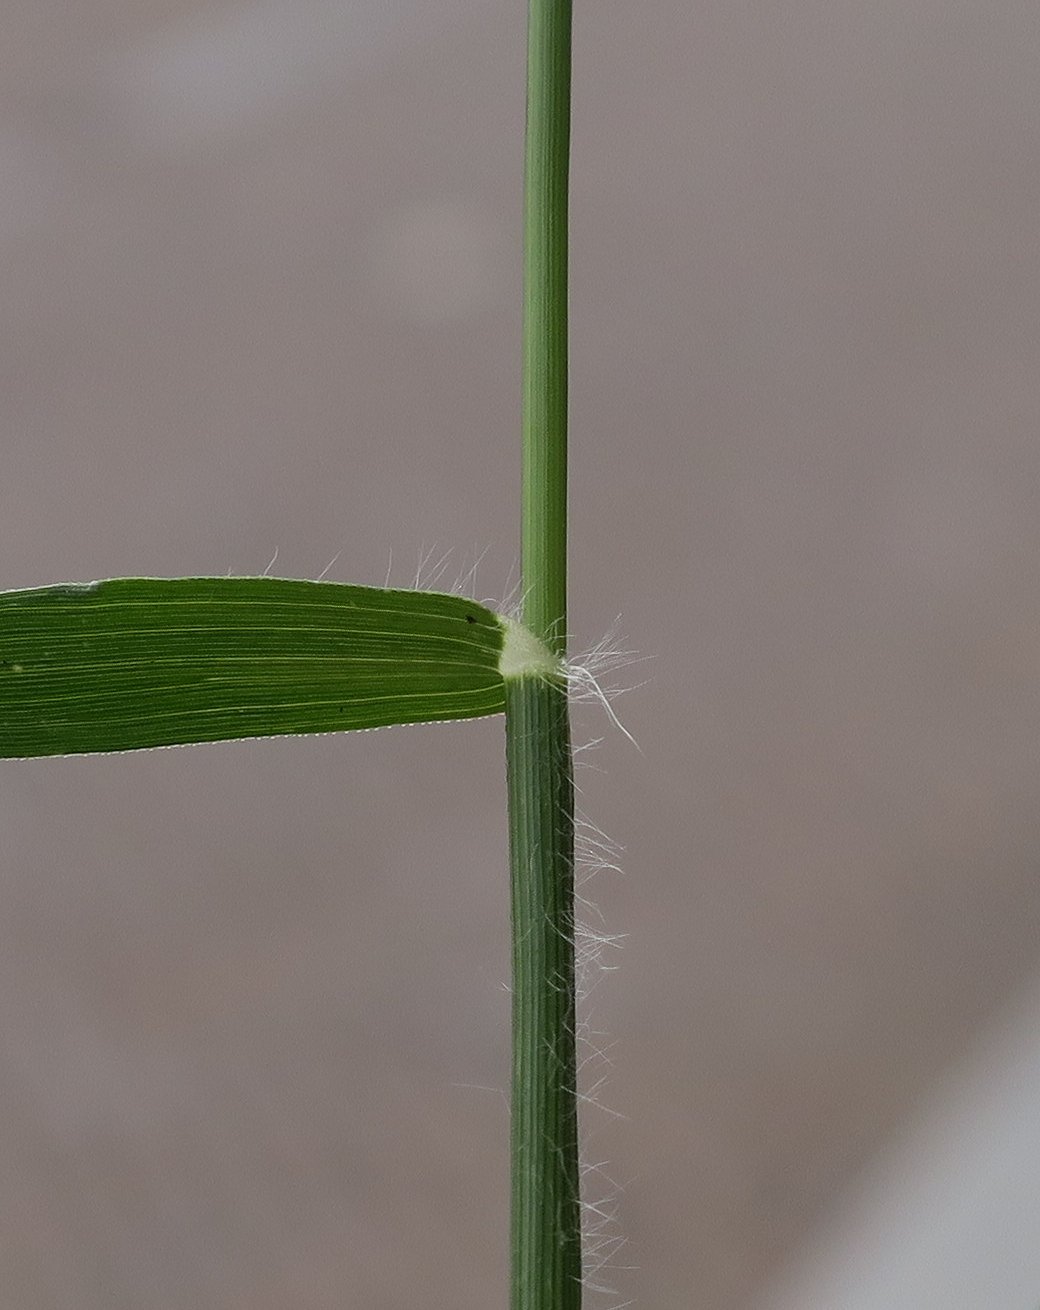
[2, 1, 1040, 1306]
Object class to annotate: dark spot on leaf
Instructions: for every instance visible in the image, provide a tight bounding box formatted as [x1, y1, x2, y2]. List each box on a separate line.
[465, 613, 477, 624]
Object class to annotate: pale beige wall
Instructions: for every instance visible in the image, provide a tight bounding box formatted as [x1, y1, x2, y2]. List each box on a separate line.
[1, 3, 1039, 1306]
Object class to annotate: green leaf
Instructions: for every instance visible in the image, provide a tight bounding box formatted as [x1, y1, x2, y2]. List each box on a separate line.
[0, 577, 507, 758]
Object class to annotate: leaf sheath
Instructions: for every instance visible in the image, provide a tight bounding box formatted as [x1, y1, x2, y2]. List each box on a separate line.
[505, 674, 582, 1310]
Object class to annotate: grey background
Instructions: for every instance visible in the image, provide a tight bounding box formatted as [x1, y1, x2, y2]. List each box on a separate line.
[2, 2, 1040, 1306]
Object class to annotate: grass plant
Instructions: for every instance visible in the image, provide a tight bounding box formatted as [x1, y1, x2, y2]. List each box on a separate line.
[0, 2, 588, 1305]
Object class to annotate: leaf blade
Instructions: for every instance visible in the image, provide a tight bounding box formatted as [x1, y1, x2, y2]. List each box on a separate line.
[0, 577, 506, 758]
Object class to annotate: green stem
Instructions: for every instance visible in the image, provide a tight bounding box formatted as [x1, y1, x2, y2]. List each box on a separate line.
[505, 676, 581, 1309]
[521, 0, 572, 656]
[506, 1, 580, 1308]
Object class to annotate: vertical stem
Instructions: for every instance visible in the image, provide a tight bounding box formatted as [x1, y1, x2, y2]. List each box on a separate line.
[506, 2, 580, 1309]
[505, 677, 581, 1310]
[522, 0, 572, 657]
